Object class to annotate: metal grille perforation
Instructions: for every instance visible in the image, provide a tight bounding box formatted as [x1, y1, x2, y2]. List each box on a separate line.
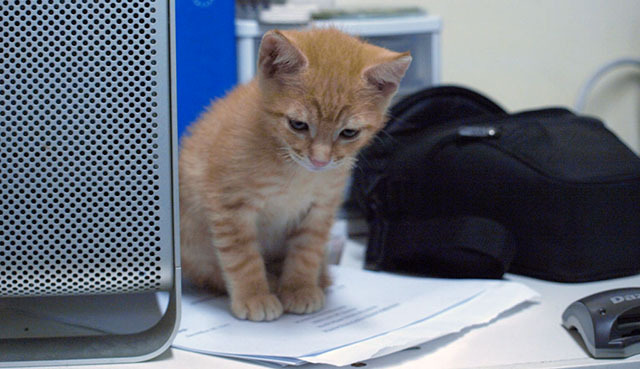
[0, 0, 171, 297]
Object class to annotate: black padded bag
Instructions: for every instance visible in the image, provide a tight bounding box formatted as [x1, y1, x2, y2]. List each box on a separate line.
[351, 85, 640, 282]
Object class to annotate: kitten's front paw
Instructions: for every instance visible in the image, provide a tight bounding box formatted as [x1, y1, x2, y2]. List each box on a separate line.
[279, 285, 325, 314]
[231, 293, 283, 321]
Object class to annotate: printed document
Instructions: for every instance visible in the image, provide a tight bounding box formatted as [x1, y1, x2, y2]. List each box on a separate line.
[173, 266, 538, 366]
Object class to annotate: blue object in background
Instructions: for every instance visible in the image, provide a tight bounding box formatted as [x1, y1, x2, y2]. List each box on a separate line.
[175, 0, 237, 140]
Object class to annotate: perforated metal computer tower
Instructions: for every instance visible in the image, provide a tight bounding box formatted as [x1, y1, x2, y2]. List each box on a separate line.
[0, 0, 180, 365]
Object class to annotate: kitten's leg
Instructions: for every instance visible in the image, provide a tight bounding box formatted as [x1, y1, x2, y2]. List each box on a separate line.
[211, 208, 283, 321]
[279, 203, 334, 314]
[319, 262, 332, 289]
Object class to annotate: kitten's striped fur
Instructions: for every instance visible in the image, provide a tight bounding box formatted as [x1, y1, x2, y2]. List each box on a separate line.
[179, 28, 411, 321]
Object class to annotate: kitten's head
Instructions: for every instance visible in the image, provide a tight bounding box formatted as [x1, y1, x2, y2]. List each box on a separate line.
[257, 28, 411, 172]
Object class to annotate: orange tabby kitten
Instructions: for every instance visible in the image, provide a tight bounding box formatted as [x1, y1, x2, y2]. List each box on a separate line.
[179, 28, 411, 321]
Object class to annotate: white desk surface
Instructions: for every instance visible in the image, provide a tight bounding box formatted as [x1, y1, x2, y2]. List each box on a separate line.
[36, 239, 640, 369]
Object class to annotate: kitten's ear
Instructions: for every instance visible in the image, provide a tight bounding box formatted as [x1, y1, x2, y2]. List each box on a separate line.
[258, 30, 308, 80]
[362, 52, 412, 98]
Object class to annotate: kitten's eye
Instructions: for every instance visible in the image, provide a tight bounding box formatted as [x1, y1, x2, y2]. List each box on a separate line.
[340, 129, 360, 139]
[288, 119, 309, 132]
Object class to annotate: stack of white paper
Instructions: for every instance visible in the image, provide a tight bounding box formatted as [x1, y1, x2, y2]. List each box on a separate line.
[173, 266, 538, 366]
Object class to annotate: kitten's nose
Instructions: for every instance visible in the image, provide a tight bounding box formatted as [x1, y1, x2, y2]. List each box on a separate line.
[310, 158, 329, 168]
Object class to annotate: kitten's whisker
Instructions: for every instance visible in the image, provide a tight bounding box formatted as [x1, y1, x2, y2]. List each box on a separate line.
[277, 147, 296, 164]
[336, 156, 358, 170]
[376, 130, 398, 145]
